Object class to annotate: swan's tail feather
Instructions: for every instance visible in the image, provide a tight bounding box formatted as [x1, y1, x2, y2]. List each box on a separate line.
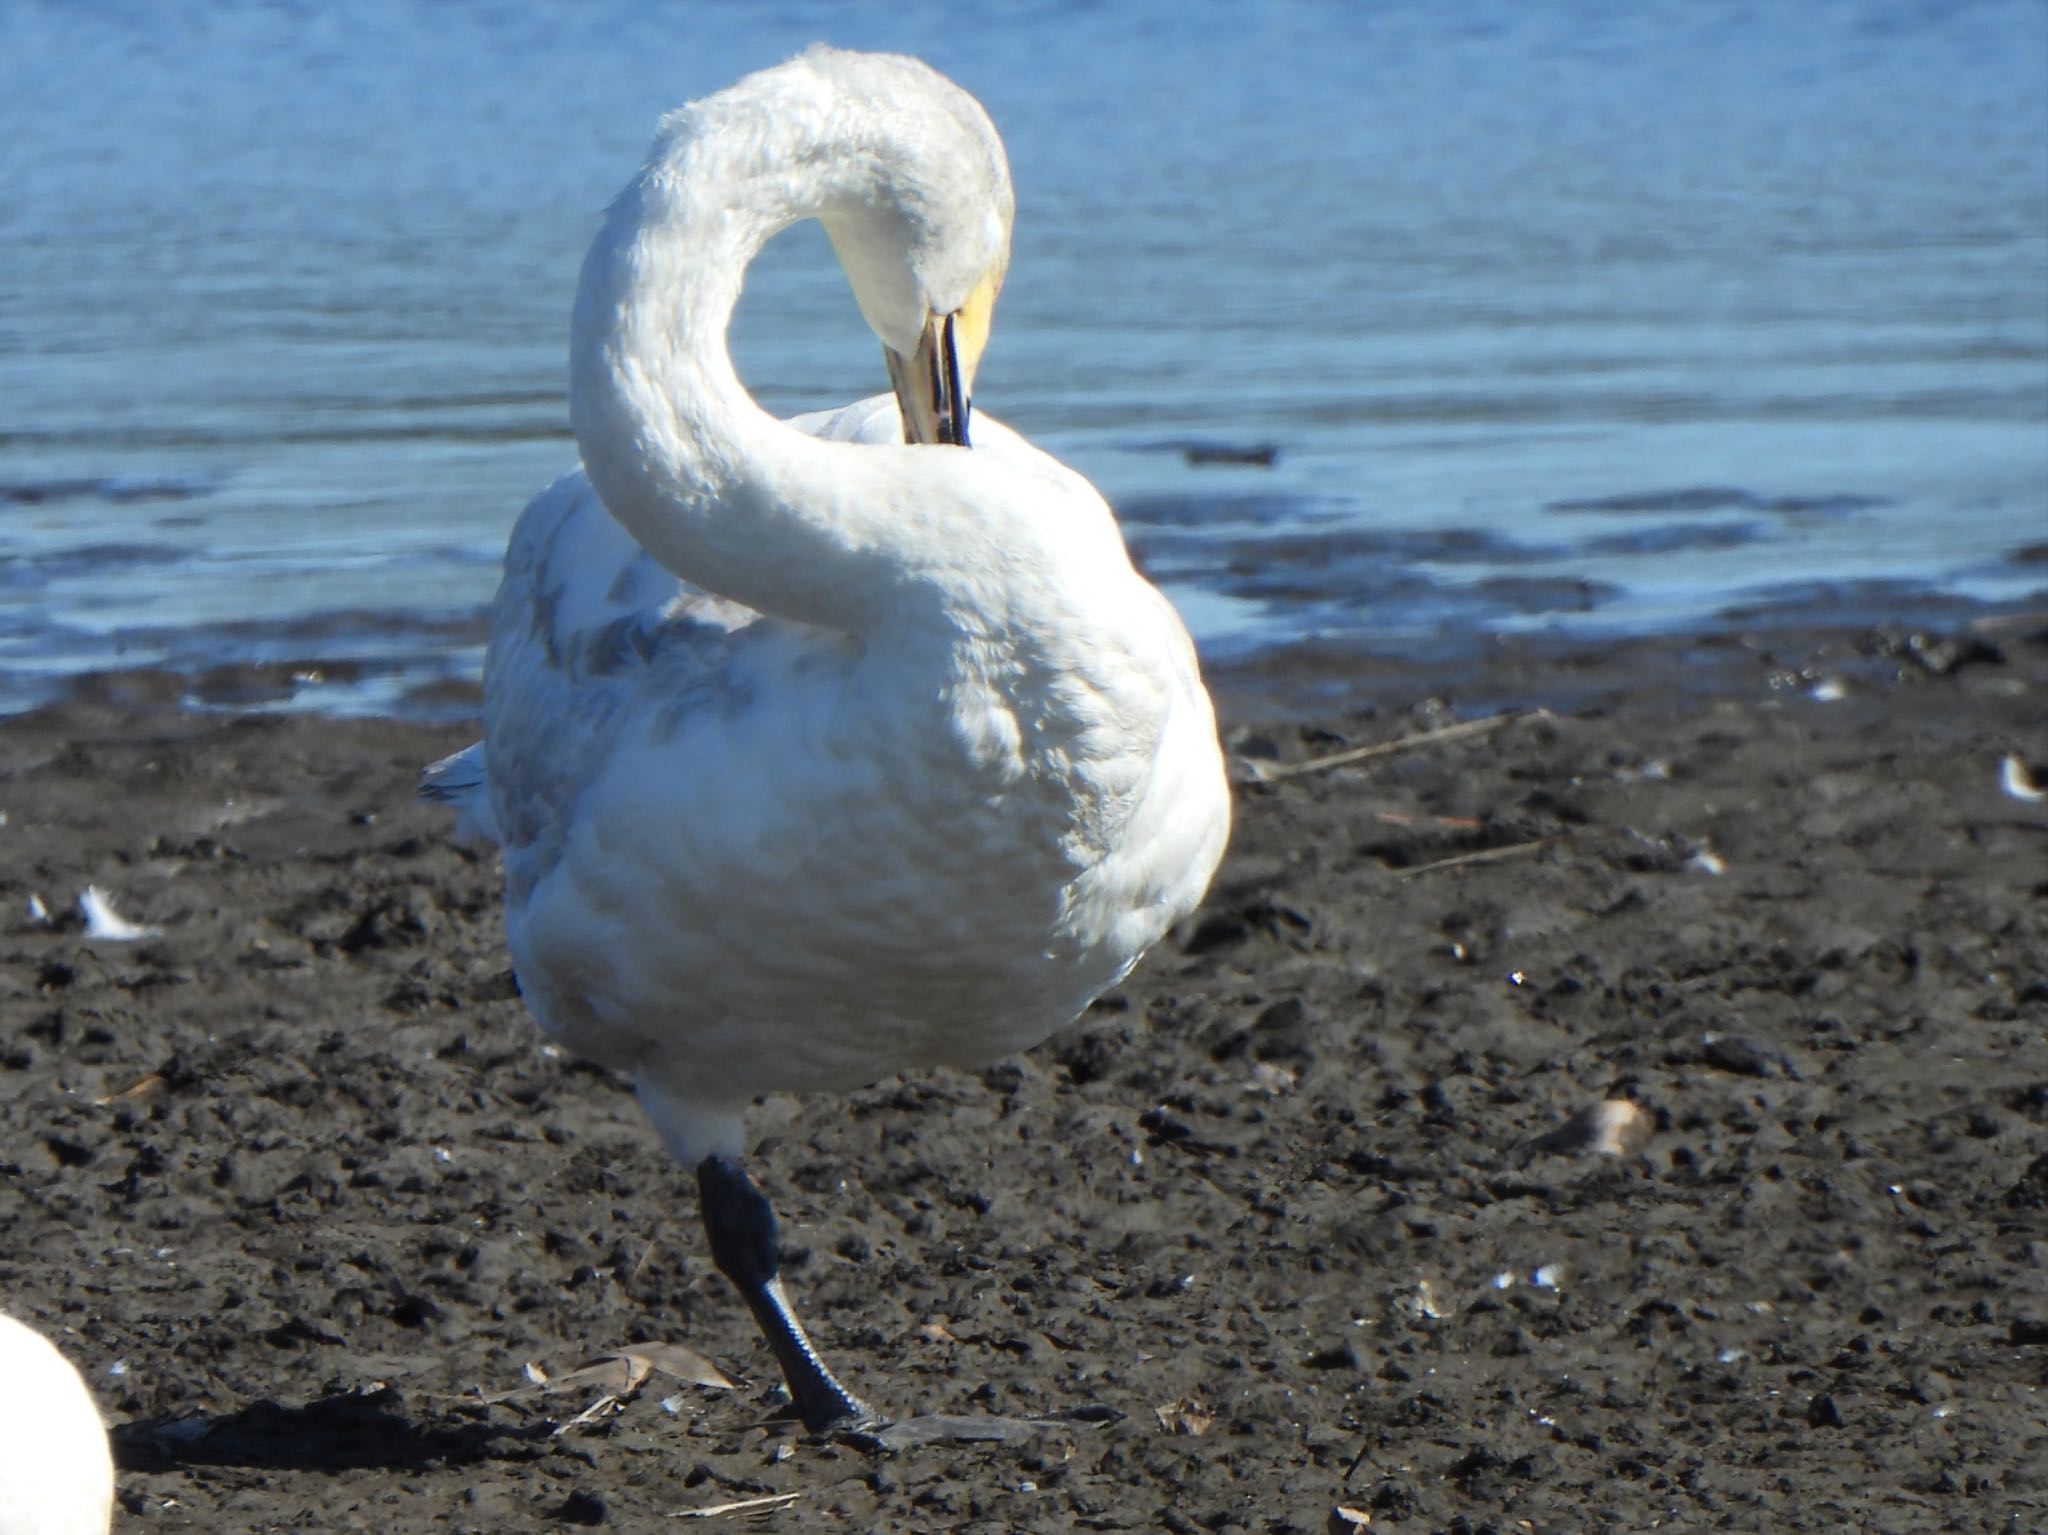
[420, 742, 502, 848]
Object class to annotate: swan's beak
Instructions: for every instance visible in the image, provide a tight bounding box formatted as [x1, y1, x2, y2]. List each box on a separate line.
[886, 269, 1000, 449]
[886, 315, 970, 448]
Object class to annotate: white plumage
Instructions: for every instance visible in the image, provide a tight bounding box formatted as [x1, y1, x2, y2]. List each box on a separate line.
[0, 1313, 114, 1535]
[427, 48, 1228, 1428]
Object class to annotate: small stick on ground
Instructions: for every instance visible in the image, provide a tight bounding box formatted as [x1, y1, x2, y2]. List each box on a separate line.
[670, 1491, 803, 1519]
[1248, 710, 1550, 782]
[1396, 836, 1562, 878]
[551, 1393, 623, 1436]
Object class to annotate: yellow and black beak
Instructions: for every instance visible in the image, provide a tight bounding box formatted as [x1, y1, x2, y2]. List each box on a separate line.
[886, 313, 971, 447]
[885, 269, 1001, 449]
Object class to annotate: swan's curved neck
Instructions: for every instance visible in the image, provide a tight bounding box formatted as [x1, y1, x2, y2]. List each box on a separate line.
[568, 113, 925, 634]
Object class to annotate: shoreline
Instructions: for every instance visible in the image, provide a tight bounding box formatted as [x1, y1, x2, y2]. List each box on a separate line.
[14, 587, 2046, 732]
[1, 613, 2044, 1529]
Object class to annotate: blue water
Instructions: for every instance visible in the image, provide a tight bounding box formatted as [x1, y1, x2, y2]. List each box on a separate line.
[2, 0, 2044, 716]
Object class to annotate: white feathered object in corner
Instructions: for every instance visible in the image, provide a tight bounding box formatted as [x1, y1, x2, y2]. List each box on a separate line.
[0, 1312, 114, 1535]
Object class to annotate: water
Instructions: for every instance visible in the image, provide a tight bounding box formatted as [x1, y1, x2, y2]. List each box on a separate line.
[2, 0, 2043, 717]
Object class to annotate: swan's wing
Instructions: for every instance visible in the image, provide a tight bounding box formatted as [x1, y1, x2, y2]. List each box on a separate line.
[424, 402, 1079, 857]
[419, 741, 497, 847]
[425, 469, 764, 868]
[418, 405, 884, 854]
[498, 469, 760, 677]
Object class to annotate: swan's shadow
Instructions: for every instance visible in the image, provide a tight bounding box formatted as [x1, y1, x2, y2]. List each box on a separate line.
[111, 1384, 542, 1474]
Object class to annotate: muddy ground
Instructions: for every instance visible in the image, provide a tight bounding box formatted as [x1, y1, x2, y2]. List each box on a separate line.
[2, 617, 2045, 1533]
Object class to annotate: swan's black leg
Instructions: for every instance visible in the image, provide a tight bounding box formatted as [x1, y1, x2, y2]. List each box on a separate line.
[697, 1155, 876, 1432]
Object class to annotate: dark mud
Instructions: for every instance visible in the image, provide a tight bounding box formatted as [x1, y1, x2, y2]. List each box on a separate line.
[2, 617, 2045, 1533]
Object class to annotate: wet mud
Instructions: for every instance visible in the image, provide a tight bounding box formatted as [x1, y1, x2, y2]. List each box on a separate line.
[2, 618, 2044, 1532]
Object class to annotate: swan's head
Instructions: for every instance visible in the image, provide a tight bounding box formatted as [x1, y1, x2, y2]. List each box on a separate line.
[794, 49, 1014, 449]
[875, 261, 1004, 450]
[587, 50, 1013, 461]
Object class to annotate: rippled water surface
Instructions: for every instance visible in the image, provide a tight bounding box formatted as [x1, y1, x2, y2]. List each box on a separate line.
[2, 0, 2043, 715]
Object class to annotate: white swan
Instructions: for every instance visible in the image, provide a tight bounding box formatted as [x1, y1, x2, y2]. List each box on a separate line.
[0, 1312, 115, 1535]
[426, 47, 1230, 1432]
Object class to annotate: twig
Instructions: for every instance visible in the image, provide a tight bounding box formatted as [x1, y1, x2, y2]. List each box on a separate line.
[94, 1072, 167, 1106]
[1969, 608, 2048, 635]
[1395, 836, 1562, 878]
[1247, 709, 1549, 782]
[1372, 811, 1483, 830]
[670, 1491, 803, 1519]
[551, 1393, 622, 1436]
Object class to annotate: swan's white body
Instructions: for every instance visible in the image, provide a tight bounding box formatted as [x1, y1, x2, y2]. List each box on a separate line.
[433, 49, 1230, 1167]
[0, 1313, 114, 1535]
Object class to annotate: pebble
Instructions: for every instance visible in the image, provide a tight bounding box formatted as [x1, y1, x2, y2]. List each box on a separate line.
[1524, 1098, 1654, 1159]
